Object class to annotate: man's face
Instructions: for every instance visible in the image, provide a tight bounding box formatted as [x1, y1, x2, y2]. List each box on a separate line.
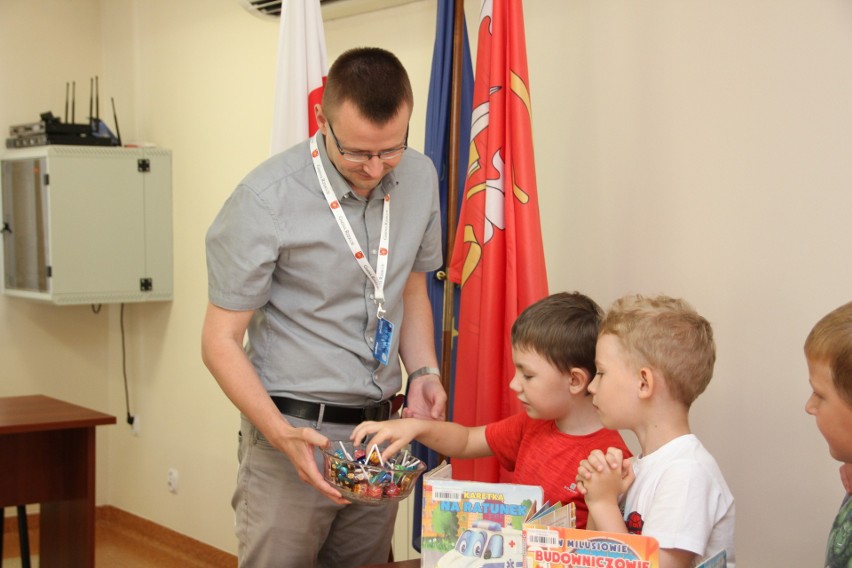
[316, 100, 410, 198]
[805, 357, 852, 463]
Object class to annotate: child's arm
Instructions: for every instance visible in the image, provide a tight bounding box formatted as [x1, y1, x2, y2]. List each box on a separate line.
[658, 549, 697, 568]
[351, 418, 491, 463]
[578, 449, 698, 568]
[576, 448, 632, 534]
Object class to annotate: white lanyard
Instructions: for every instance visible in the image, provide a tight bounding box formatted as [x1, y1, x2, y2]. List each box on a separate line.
[310, 133, 390, 318]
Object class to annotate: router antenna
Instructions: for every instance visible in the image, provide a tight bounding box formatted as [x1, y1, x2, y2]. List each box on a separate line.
[65, 82, 70, 122]
[111, 97, 122, 147]
[95, 76, 100, 122]
[72, 81, 76, 123]
[89, 77, 94, 123]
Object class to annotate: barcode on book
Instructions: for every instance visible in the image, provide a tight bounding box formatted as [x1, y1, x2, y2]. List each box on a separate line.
[526, 529, 561, 548]
[432, 488, 463, 501]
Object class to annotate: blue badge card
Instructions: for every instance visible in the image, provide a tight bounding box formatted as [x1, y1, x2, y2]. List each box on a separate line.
[373, 318, 394, 365]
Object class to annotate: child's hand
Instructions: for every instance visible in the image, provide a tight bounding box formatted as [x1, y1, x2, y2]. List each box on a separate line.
[576, 448, 634, 503]
[576, 447, 623, 491]
[350, 418, 423, 462]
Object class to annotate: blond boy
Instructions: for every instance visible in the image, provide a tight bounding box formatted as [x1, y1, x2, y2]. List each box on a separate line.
[804, 301, 852, 567]
[577, 294, 735, 567]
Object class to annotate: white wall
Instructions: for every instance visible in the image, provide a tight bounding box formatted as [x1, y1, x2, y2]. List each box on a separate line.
[2, 0, 851, 565]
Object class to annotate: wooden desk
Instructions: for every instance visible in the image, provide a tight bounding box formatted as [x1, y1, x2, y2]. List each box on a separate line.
[362, 561, 420, 568]
[0, 395, 116, 567]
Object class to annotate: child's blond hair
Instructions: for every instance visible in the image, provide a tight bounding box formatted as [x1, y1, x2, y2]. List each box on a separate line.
[804, 301, 852, 405]
[600, 294, 715, 407]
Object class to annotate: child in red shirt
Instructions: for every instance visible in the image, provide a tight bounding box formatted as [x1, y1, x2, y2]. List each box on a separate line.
[352, 292, 631, 528]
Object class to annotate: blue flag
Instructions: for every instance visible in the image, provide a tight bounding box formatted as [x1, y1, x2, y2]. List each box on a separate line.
[411, 0, 474, 552]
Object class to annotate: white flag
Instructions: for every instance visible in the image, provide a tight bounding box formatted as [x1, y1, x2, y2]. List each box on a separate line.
[270, 0, 329, 155]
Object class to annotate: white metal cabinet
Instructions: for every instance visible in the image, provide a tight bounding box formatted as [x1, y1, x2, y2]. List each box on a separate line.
[1, 145, 173, 304]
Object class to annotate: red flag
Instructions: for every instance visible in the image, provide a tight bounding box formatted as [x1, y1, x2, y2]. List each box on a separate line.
[270, 0, 328, 155]
[448, 0, 548, 483]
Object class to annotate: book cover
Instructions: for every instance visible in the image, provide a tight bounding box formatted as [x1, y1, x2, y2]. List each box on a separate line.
[696, 549, 727, 568]
[420, 463, 543, 567]
[523, 525, 660, 568]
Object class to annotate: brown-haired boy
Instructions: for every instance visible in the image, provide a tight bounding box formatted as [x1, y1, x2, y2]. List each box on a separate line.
[804, 301, 852, 567]
[353, 291, 631, 528]
[577, 294, 735, 567]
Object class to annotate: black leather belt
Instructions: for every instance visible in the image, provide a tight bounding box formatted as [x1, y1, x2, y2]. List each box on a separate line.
[271, 394, 404, 424]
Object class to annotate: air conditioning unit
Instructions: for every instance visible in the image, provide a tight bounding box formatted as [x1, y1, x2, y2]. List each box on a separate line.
[238, 0, 420, 22]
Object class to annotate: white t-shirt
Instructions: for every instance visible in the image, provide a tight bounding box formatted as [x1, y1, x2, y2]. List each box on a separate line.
[623, 434, 736, 567]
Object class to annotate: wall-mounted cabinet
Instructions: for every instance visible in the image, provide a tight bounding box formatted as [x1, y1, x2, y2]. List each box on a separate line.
[1, 146, 172, 304]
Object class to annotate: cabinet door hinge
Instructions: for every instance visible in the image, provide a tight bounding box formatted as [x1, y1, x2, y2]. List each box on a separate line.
[46, 266, 52, 278]
[43, 173, 50, 185]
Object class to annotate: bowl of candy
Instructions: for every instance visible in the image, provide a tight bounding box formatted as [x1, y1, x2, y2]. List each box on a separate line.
[322, 441, 426, 505]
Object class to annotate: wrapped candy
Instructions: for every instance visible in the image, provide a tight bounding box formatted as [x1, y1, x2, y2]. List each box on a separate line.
[322, 441, 426, 505]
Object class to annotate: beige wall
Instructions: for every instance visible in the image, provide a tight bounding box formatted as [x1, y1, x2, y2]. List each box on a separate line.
[2, 0, 851, 565]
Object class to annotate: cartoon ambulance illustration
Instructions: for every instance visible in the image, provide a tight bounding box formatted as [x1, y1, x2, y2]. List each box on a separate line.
[436, 519, 524, 568]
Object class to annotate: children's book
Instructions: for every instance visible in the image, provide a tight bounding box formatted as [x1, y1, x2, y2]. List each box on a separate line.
[419, 462, 543, 568]
[522, 524, 660, 568]
[695, 549, 727, 568]
[524, 500, 576, 531]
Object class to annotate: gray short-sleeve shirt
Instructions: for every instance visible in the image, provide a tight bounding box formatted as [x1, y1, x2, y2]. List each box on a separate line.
[206, 133, 442, 406]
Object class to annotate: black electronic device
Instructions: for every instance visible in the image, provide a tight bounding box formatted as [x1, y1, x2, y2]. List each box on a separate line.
[5, 76, 121, 149]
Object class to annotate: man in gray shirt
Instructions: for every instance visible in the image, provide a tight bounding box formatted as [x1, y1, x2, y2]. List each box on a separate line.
[202, 47, 446, 567]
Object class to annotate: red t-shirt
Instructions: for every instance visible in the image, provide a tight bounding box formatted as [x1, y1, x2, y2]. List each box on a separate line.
[485, 412, 632, 529]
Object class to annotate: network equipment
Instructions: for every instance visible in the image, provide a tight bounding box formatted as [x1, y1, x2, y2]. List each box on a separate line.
[6, 76, 122, 148]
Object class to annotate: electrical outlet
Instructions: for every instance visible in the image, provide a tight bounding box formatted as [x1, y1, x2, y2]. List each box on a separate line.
[167, 468, 179, 494]
[131, 415, 141, 436]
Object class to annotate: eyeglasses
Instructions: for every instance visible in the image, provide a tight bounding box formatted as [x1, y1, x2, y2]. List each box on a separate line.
[327, 121, 408, 163]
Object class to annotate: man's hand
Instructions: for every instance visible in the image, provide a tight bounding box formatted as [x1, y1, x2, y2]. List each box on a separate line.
[273, 425, 350, 505]
[403, 375, 447, 420]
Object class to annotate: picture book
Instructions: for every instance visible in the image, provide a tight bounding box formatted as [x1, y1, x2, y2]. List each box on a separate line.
[524, 500, 576, 531]
[696, 549, 727, 568]
[523, 524, 660, 568]
[419, 462, 543, 568]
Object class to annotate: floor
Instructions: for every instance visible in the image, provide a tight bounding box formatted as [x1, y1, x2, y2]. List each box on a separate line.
[2, 508, 236, 568]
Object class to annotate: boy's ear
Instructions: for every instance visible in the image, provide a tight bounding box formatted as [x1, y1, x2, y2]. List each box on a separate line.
[568, 367, 592, 394]
[637, 367, 655, 399]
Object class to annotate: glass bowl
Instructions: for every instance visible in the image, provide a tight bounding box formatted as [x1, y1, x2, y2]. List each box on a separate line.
[322, 441, 426, 505]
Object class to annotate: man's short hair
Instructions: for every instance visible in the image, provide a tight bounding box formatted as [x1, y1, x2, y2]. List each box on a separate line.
[805, 301, 852, 405]
[511, 292, 603, 378]
[600, 294, 716, 407]
[322, 47, 413, 124]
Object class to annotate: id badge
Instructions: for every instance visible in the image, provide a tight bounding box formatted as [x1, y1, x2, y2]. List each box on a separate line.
[373, 317, 394, 365]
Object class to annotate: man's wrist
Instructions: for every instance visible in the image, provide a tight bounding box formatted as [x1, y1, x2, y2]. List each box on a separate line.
[407, 366, 441, 382]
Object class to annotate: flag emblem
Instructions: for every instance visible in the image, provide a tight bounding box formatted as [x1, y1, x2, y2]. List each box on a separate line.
[447, 0, 549, 484]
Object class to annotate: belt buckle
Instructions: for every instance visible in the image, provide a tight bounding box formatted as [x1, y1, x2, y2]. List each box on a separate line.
[362, 400, 391, 422]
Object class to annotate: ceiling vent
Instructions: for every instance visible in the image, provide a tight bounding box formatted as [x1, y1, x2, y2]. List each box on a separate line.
[238, 0, 420, 22]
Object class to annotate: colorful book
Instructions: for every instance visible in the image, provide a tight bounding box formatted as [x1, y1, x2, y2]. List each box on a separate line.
[696, 549, 727, 568]
[523, 525, 660, 568]
[420, 462, 543, 567]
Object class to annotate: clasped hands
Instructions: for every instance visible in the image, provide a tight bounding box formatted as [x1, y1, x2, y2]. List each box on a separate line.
[576, 447, 635, 505]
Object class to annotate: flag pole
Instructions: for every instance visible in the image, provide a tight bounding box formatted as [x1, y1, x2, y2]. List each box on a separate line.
[438, 0, 466, 396]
